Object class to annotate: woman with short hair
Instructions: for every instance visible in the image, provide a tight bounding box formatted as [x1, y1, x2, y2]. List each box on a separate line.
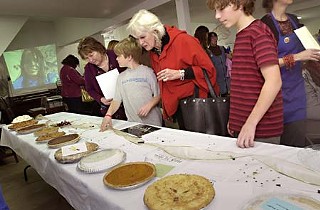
[127, 10, 219, 130]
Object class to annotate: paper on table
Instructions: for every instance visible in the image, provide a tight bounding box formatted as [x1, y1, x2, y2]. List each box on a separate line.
[294, 26, 320, 50]
[96, 69, 119, 99]
[61, 142, 87, 156]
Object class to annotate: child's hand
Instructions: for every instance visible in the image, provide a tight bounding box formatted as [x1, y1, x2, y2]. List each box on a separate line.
[138, 103, 152, 117]
[100, 116, 112, 132]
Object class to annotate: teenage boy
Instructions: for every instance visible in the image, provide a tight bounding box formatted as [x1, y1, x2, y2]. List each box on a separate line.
[100, 37, 162, 131]
[207, 0, 283, 148]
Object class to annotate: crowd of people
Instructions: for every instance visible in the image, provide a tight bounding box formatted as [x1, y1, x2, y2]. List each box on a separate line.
[59, 0, 320, 150]
[2, 1, 320, 209]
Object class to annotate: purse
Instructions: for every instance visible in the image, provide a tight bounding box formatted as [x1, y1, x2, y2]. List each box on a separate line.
[179, 69, 230, 136]
[81, 88, 94, 102]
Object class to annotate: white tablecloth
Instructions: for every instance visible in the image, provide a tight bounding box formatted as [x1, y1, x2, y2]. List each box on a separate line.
[1, 112, 319, 210]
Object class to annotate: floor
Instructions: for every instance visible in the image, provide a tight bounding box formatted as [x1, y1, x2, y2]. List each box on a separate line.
[0, 153, 74, 210]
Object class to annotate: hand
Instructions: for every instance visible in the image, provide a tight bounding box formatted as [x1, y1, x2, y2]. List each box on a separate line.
[138, 103, 152, 117]
[101, 97, 112, 106]
[295, 49, 320, 62]
[100, 116, 112, 132]
[157, 68, 181, 82]
[227, 121, 234, 137]
[236, 122, 256, 148]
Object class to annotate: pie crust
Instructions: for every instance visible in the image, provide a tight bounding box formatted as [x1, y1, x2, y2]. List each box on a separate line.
[54, 142, 99, 164]
[34, 126, 59, 137]
[16, 123, 46, 134]
[35, 131, 66, 142]
[103, 162, 156, 189]
[8, 119, 38, 130]
[47, 133, 80, 149]
[144, 174, 215, 210]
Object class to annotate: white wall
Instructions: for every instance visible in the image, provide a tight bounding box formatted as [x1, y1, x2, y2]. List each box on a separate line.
[6, 20, 56, 51]
[0, 16, 27, 55]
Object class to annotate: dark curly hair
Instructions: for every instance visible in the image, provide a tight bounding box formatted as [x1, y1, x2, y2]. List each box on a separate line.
[61, 54, 79, 69]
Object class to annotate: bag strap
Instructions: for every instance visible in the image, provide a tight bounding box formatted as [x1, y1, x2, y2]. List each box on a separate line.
[202, 69, 217, 98]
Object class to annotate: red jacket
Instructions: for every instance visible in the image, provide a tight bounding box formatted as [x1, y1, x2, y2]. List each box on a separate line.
[150, 25, 219, 119]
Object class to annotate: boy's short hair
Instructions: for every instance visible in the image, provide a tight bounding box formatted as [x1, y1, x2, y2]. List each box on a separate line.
[114, 37, 142, 63]
[207, 0, 256, 16]
[78, 37, 107, 60]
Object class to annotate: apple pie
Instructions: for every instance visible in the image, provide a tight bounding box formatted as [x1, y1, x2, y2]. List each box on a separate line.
[144, 174, 215, 210]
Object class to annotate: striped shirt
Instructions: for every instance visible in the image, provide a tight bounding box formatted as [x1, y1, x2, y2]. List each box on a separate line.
[229, 20, 283, 138]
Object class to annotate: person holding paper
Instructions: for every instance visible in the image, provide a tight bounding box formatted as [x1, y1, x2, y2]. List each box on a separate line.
[78, 37, 127, 120]
[261, 0, 320, 147]
[100, 37, 162, 131]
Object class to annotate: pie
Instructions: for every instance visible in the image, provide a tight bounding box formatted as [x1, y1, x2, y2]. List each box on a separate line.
[144, 174, 215, 210]
[103, 162, 156, 189]
[47, 134, 80, 149]
[34, 126, 59, 137]
[11, 115, 33, 123]
[78, 149, 126, 173]
[8, 119, 38, 130]
[54, 142, 99, 164]
[35, 131, 66, 142]
[16, 123, 46, 134]
[242, 193, 320, 210]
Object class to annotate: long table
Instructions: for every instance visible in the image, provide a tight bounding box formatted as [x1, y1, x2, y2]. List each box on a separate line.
[1, 112, 319, 209]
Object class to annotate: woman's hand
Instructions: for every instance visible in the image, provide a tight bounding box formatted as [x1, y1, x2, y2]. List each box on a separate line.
[101, 97, 112, 106]
[100, 116, 112, 132]
[294, 49, 320, 62]
[157, 68, 181, 82]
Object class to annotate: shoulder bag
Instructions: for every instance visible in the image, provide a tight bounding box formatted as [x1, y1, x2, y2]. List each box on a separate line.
[179, 69, 230, 136]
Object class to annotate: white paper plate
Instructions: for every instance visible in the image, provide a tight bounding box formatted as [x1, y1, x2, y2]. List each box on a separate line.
[77, 149, 126, 173]
[241, 193, 320, 210]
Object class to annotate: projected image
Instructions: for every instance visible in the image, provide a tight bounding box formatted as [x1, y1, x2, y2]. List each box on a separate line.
[3, 44, 59, 90]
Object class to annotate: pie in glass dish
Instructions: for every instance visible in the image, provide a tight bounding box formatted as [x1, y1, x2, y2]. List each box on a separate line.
[143, 174, 215, 210]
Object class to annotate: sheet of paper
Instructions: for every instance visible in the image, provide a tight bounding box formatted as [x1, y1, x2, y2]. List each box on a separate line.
[61, 142, 87, 156]
[96, 69, 119, 99]
[294, 26, 320, 50]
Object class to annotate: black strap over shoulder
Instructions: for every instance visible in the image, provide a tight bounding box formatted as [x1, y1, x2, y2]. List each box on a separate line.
[193, 69, 218, 98]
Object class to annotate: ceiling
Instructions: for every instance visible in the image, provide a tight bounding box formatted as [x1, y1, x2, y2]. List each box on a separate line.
[0, 0, 319, 25]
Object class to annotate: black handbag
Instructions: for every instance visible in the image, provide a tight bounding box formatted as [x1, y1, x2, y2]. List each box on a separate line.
[179, 69, 230, 136]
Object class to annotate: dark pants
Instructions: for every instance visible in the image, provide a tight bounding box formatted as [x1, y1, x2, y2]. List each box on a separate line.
[63, 97, 83, 114]
[281, 120, 306, 147]
[173, 105, 186, 130]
